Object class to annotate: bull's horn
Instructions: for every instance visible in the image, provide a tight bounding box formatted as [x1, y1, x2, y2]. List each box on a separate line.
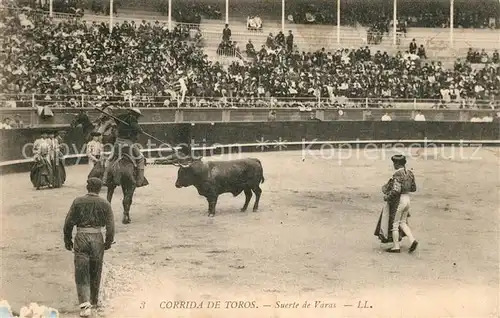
[179, 163, 191, 168]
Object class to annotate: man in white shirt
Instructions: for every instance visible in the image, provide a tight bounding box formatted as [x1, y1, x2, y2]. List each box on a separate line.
[34, 131, 51, 165]
[440, 87, 451, 103]
[178, 75, 188, 106]
[474, 84, 484, 96]
[414, 110, 426, 121]
[86, 132, 104, 168]
[1, 118, 12, 129]
[381, 113, 392, 121]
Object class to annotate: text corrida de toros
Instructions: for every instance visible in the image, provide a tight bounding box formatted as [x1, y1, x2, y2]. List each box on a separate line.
[159, 301, 258, 309]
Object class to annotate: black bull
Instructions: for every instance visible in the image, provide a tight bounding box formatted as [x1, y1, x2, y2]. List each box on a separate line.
[174, 158, 265, 216]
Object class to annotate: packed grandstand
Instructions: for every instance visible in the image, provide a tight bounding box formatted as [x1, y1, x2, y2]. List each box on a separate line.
[0, 0, 499, 111]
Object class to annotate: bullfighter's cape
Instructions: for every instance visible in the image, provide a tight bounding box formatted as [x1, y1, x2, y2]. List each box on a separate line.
[374, 202, 407, 243]
[30, 160, 52, 188]
[374, 178, 408, 243]
[50, 156, 66, 188]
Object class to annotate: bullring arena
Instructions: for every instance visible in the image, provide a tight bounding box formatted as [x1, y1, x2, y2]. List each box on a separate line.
[1, 146, 499, 317]
[1, 0, 500, 316]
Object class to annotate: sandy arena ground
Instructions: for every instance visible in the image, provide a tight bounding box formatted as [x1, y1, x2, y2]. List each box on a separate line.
[1, 147, 499, 318]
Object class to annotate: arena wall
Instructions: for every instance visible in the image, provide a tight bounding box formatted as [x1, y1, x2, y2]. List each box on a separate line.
[0, 107, 496, 128]
[1, 121, 498, 174]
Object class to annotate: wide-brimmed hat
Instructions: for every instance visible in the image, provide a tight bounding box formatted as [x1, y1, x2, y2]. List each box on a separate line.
[129, 108, 142, 116]
[391, 154, 407, 165]
[90, 131, 102, 137]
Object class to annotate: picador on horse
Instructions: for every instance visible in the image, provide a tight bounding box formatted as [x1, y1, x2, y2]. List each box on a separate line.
[102, 108, 149, 188]
[93, 105, 116, 139]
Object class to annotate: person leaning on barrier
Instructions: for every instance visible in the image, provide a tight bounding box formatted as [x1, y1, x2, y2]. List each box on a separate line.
[11, 114, 24, 128]
[268, 110, 276, 121]
[414, 110, 426, 121]
[63, 178, 115, 317]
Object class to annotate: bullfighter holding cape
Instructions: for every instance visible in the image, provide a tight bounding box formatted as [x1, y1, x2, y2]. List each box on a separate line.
[48, 130, 66, 188]
[374, 154, 419, 253]
[30, 130, 53, 189]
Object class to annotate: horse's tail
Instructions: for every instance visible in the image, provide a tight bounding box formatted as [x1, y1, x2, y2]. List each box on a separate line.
[88, 160, 105, 180]
[105, 156, 137, 186]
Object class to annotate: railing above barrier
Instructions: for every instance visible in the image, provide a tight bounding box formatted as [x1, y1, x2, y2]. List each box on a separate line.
[0, 106, 498, 128]
[1, 94, 498, 109]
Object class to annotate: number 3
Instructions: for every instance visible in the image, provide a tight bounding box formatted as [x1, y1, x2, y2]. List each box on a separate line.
[140, 302, 146, 309]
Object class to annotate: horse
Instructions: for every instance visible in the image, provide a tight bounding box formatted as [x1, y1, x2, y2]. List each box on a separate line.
[87, 148, 147, 224]
[70, 111, 117, 145]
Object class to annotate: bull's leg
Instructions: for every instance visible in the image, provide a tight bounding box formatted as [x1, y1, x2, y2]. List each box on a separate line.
[252, 186, 262, 212]
[107, 185, 116, 203]
[207, 196, 218, 217]
[122, 185, 135, 224]
[241, 189, 252, 212]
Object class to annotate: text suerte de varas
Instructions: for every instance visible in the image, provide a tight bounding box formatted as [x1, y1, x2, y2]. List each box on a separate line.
[275, 301, 336, 309]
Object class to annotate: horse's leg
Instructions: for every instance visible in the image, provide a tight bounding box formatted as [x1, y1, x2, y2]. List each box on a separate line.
[107, 185, 116, 203]
[122, 185, 135, 224]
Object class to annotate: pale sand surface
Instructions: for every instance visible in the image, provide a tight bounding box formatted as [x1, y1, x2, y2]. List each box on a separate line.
[1, 148, 499, 317]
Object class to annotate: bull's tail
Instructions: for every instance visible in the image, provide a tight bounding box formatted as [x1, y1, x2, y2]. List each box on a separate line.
[259, 160, 265, 184]
[252, 158, 265, 184]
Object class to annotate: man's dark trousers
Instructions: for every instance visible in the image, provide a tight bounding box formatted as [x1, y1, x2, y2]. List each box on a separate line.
[74, 232, 105, 306]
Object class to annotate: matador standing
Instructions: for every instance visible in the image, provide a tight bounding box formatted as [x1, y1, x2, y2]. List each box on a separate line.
[381, 154, 419, 253]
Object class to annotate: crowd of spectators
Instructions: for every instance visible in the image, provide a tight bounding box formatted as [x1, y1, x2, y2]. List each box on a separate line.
[1, 8, 499, 110]
[16, 0, 85, 15]
[246, 15, 263, 31]
[466, 48, 500, 64]
[1, 8, 207, 101]
[216, 23, 239, 56]
[16, 0, 107, 16]
[217, 40, 240, 57]
[242, 30, 295, 59]
[408, 39, 427, 59]
[155, 1, 221, 23]
[15, 0, 221, 22]
[12, 0, 499, 30]
[286, 0, 499, 29]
